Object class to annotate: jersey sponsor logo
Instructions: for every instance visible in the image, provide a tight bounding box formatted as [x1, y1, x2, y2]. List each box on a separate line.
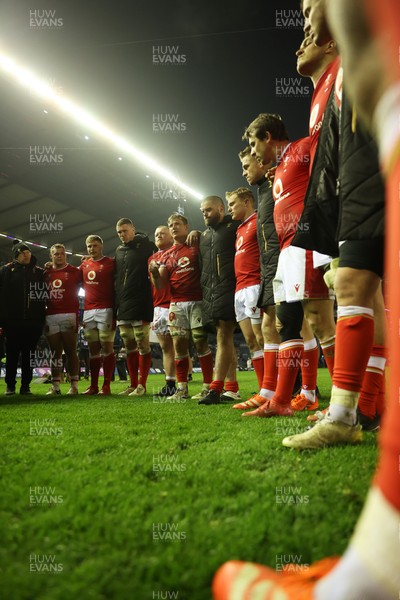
[169, 312, 176, 322]
[236, 236, 243, 250]
[294, 283, 300, 292]
[52, 279, 62, 289]
[88, 270, 96, 281]
[177, 256, 190, 268]
[273, 178, 283, 200]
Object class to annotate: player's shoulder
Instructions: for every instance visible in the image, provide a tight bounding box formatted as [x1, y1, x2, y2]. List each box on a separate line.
[100, 256, 115, 266]
[66, 263, 80, 271]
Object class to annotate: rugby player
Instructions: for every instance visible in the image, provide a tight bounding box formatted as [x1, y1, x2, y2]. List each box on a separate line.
[44, 244, 82, 395]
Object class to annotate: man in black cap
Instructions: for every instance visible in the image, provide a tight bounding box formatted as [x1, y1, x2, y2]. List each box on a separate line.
[0, 240, 46, 394]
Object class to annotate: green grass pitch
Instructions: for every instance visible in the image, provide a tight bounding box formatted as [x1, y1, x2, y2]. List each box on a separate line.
[0, 370, 378, 599]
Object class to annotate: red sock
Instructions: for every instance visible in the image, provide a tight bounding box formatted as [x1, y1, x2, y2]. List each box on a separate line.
[358, 345, 387, 418]
[138, 352, 152, 388]
[262, 344, 279, 391]
[332, 307, 374, 391]
[320, 335, 335, 377]
[273, 340, 304, 405]
[376, 375, 386, 416]
[126, 350, 139, 388]
[252, 350, 264, 389]
[225, 380, 239, 393]
[90, 355, 102, 388]
[210, 379, 224, 393]
[198, 351, 213, 384]
[374, 157, 400, 510]
[301, 339, 319, 393]
[102, 353, 115, 387]
[175, 356, 189, 383]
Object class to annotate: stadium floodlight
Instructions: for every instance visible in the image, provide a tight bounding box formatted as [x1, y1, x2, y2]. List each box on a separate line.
[0, 51, 204, 200]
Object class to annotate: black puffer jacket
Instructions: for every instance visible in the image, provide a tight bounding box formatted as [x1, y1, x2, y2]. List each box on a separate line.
[115, 234, 156, 322]
[257, 178, 280, 308]
[199, 215, 239, 323]
[292, 85, 340, 257]
[337, 88, 384, 241]
[0, 256, 45, 326]
[292, 83, 384, 255]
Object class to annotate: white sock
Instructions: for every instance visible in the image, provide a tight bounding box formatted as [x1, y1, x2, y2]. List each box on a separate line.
[300, 388, 316, 402]
[328, 386, 358, 426]
[259, 388, 275, 400]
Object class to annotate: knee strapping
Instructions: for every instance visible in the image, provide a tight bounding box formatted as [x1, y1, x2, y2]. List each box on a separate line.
[191, 327, 208, 344]
[119, 326, 135, 343]
[99, 329, 116, 344]
[276, 302, 304, 343]
[133, 323, 150, 343]
[83, 328, 100, 344]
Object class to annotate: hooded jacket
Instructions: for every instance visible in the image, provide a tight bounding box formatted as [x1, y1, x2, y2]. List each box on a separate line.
[115, 233, 156, 322]
[199, 215, 239, 323]
[0, 255, 46, 326]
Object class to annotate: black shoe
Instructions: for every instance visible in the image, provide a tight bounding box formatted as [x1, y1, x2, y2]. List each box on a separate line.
[188, 374, 193, 382]
[198, 390, 221, 405]
[155, 383, 177, 397]
[5, 387, 15, 396]
[20, 386, 32, 395]
[357, 409, 380, 432]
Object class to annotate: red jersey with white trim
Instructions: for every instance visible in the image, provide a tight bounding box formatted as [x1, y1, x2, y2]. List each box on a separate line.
[44, 264, 83, 315]
[149, 249, 172, 308]
[159, 243, 202, 302]
[334, 65, 343, 111]
[309, 56, 340, 169]
[273, 138, 311, 250]
[234, 212, 260, 292]
[80, 256, 115, 310]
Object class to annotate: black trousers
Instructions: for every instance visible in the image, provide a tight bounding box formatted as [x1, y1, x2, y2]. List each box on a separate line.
[4, 323, 43, 389]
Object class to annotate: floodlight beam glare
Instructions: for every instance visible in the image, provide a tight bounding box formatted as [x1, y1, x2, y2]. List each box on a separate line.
[0, 52, 204, 200]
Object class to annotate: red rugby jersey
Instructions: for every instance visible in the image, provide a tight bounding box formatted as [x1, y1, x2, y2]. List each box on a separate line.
[149, 249, 172, 308]
[80, 256, 115, 310]
[44, 264, 83, 315]
[159, 243, 202, 302]
[273, 137, 312, 249]
[309, 56, 340, 170]
[234, 212, 260, 292]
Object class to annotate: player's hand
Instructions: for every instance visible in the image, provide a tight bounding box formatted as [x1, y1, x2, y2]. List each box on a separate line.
[43, 261, 52, 270]
[149, 260, 160, 274]
[186, 230, 201, 246]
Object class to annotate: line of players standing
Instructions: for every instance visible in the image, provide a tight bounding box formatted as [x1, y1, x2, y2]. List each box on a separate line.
[0, 29, 385, 455]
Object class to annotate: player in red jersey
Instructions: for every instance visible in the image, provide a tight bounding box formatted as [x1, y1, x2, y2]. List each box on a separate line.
[149, 213, 213, 402]
[80, 235, 116, 396]
[212, 3, 400, 598]
[295, 33, 339, 378]
[225, 188, 264, 391]
[44, 244, 82, 395]
[149, 225, 176, 398]
[232, 148, 281, 411]
[296, 32, 387, 432]
[241, 115, 333, 417]
[306, 41, 340, 171]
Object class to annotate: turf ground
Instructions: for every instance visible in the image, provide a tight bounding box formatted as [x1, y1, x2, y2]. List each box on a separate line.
[0, 370, 378, 600]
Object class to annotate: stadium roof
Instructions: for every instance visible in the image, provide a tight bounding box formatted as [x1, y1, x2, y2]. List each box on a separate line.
[0, 0, 309, 265]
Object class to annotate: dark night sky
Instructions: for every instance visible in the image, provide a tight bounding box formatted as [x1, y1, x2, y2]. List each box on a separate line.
[0, 0, 311, 251]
